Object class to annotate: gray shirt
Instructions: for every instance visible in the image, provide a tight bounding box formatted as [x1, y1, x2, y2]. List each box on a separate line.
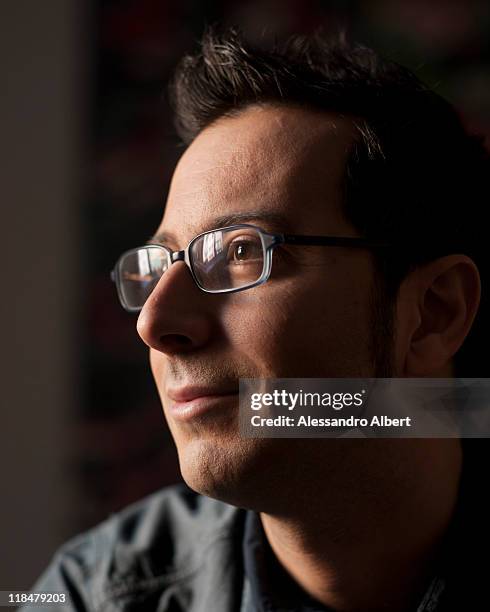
[22, 452, 486, 611]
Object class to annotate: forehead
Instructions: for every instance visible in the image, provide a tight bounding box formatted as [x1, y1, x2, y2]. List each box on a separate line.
[158, 105, 356, 245]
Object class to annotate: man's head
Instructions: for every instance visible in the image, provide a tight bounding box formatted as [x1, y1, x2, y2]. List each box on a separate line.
[134, 29, 486, 507]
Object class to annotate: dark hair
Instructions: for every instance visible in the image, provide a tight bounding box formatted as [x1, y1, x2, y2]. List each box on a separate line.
[170, 27, 489, 376]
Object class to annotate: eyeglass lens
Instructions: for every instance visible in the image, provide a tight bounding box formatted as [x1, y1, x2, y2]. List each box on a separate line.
[191, 227, 266, 291]
[118, 246, 171, 309]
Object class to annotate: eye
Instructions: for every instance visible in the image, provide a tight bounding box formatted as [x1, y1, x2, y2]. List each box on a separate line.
[227, 237, 263, 264]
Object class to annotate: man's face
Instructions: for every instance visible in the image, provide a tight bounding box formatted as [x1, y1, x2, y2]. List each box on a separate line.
[137, 105, 385, 505]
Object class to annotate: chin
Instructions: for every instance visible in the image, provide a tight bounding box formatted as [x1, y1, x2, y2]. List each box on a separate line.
[175, 435, 280, 510]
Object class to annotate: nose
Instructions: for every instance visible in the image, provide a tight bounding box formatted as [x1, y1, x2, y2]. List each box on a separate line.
[136, 260, 215, 355]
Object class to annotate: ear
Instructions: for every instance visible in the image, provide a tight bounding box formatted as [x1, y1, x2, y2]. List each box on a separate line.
[395, 255, 481, 376]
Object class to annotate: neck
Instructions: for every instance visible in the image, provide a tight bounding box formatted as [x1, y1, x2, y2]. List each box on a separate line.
[259, 439, 462, 612]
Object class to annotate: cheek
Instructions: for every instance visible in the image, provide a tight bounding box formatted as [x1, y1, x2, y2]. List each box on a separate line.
[220, 271, 374, 377]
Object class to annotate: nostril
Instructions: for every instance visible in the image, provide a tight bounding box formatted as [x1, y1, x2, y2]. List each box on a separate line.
[173, 335, 192, 346]
[160, 334, 194, 351]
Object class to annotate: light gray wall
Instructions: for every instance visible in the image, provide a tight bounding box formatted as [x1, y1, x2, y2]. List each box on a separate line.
[0, 0, 84, 589]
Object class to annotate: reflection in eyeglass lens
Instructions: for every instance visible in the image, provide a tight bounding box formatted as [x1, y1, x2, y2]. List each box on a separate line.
[191, 228, 265, 290]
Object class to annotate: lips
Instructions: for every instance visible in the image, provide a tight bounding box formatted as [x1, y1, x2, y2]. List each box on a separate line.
[166, 385, 239, 422]
[167, 385, 239, 403]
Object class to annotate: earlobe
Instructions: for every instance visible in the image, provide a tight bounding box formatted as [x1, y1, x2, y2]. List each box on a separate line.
[401, 255, 481, 377]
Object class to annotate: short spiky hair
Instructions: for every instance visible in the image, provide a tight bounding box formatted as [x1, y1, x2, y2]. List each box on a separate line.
[170, 27, 489, 375]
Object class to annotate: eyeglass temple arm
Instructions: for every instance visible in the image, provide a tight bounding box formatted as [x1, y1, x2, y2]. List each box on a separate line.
[282, 234, 391, 249]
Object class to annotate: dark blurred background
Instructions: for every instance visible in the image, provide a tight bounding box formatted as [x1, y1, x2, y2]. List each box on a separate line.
[2, 0, 490, 591]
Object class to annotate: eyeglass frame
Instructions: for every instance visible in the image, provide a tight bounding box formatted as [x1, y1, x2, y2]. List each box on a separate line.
[111, 223, 392, 313]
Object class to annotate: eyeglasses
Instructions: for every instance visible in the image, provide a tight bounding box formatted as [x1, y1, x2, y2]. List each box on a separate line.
[111, 224, 389, 312]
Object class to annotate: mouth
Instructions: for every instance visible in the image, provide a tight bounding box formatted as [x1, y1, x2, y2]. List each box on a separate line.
[166, 385, 239, 422]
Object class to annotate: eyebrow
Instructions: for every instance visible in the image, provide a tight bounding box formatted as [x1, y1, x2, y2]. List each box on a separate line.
[147, 210, 293, 246]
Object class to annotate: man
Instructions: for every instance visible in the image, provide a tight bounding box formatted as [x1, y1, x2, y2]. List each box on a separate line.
[26, 28, 488, 611]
